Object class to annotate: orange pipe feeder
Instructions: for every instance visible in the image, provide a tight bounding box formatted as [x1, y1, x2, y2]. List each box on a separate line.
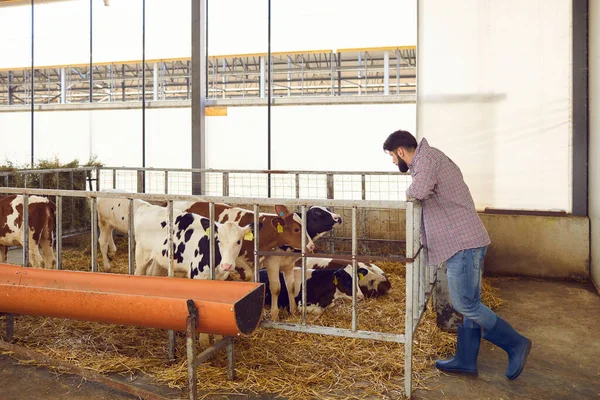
[0, 264, 265, 336]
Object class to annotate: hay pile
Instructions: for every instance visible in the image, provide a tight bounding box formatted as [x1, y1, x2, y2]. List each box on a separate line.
[8, 235, 504, 399]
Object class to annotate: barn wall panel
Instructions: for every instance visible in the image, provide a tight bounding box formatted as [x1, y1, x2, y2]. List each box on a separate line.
[417, 0, 572, 212]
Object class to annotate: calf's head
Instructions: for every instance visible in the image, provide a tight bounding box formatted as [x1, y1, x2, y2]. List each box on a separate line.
[272, 205, 315, 252]
[200, 219, 255, 273]
[332, 265, 368, 301]
[303, 206, 342, 240]
[358, 263, 392, 298]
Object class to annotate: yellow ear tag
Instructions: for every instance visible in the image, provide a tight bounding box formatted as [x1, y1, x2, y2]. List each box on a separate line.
[358, 272, 365, 280]
[333, 276, 339, 286]
[205, 227, 210, 237]
[244, 231, 254, 241]
[277, 223, 284, 233]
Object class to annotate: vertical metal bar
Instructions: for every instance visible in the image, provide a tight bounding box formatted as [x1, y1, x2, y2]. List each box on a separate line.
[128, 199, 135, 275]
[95, 167, 100, 191]
[141, 0, 146, 180]
[22, 194, 29, 268]
[137, 170, 144, 193]
[56, 196, 62, 270]
[55, 172, 59, 190]
[383, 51, 389, 95]
[259, 56, 265, 98]
[153, 62, 158, 101]
[326, 173, 334, 253]
[404, 200, 414, 398]
[89, 0, 93, 103]
[30, 0, 34, 167]
[5, 314, 15, 341]
[351, 206, 358, 332]
[191, 0, 207, 195]
[60, 68, 66, 104]
[267, 0, 272, 198]
[253, 204, 260, 283]
[186, 315, 198, 400]
[4, 175, 8, 187]
[337, 52, 342, 96]
[295, 173, 300, 198]
[38, 173, 43, 189]
[164, 170, 169, 194]
[222, 172, 229, 196]
[90, 197, 98, 272]
[226, 337, 235, 380]
[396, 50, 401, 94]
[167, 200, 175, 362]
[112, 168, 116, 189]
[69, 171, 74, 230]
[301, 205, 307, 326]
[413, 202, 421, 325]
[209, 202, 215, 280]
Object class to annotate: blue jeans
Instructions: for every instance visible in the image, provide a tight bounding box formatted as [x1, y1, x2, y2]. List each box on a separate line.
[445, 246, 498, 333]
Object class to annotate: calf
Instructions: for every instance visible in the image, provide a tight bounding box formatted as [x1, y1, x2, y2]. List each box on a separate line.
[133, 201, 255, 280]
[298, 257, 392, 298]
[0, 195, 56, 269]
[261, 206, 342, 320]
[259, 265, 366, 316]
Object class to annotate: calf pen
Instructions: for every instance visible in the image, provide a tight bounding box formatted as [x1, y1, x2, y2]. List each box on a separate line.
[0, 186, 437, 399]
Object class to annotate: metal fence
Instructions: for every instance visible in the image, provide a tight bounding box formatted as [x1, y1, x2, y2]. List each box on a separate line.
[0, 185, 435, 398]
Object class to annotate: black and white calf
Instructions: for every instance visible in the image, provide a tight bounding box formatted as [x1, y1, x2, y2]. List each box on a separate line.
[261, 205, 343, 320]
[259, 265, 366, 316]
[133, 200, 255, 280]
[297, 258, 392, 298]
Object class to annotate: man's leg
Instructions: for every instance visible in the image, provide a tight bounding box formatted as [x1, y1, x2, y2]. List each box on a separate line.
[441, 246, 532, 380]
[435, 248, 490, 375]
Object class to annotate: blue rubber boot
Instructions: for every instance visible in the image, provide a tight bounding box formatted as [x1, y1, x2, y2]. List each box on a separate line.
[435, 324, 481, 376]
[483, 316, 532, 380]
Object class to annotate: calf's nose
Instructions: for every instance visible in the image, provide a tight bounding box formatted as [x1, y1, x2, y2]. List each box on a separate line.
[221, 263, 233, 271]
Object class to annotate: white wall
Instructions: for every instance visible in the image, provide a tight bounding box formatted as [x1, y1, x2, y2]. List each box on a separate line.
[589, 0, 600, 291]
[0, 0, 417, 69]
[417, 0, 572, 212]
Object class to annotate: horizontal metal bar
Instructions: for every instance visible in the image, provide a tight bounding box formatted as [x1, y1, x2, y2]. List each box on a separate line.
[255, 251, 412, 263]
[0, 187, 413, 210]
[195, 336, 230, 364]
[261, 321, 406, 343]
[0, 166, 411, 178]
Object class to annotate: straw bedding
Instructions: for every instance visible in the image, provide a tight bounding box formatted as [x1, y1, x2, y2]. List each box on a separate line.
[6, 235, 504, 399]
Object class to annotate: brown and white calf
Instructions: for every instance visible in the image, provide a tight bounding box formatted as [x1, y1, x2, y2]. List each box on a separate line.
[296, 257, 392, 298]
[0, 195, 56, 269]
[172, 200, 317, 321]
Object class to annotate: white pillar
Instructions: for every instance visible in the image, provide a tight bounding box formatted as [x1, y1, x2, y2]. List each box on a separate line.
[260, 56, 266, 98]
[383, 51, 390, 95]
[60, 68, 66, 104]
[153, 62, 158, 101]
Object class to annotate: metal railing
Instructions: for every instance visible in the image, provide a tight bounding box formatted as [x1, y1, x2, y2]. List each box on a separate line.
[0, 186, 436, 398]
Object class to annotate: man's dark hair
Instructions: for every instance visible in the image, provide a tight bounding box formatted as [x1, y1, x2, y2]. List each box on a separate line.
[383, 129, 418, 152]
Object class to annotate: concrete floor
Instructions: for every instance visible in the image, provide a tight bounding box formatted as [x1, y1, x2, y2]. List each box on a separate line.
[1, 250, 599, 400]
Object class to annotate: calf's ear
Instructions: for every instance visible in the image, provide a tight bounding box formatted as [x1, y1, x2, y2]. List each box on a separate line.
[271, 217, 286, 232]
[274, 205, 290, 217]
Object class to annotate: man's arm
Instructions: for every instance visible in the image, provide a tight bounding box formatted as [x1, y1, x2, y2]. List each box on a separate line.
[406, 157, 437, 200]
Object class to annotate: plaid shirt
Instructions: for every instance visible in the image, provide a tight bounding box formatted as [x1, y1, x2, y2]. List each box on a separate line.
[406, 138, 490, 265]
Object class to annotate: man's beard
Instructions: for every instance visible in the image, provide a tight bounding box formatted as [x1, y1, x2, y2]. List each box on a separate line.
[398, 159, 409, 173]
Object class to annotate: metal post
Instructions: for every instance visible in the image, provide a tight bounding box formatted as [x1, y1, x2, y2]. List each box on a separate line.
[186, 315, 198, 400]
[357, 52, 362, 96]
[300, 205, 307, 325]
[222, 172, 229, 196]
[69, 171, 74, 230]
[383, 51, 390, 95]
[153, 62, 158, 101]
[90, 197, 98, 272]
[142, 0, 146, 186]
[404, 201, 414, 398]
[361, 175, 367, 254]
[191, 0, 207, 195]
[167, 200, 176, 362]
[351, 206, 358, 332]
[164, 170, 169, 194]
[56, 196, 62, 270]
[30, 0, 35, 168]
[259, 56, 265, 99]
[137, 170, 144, 193]
[38, 174, 43, 189]
[60, 68, 66, 104]
[128, 199, 135, 275]
[95, 167, 100, 191]
[253, 204, 260, 283]
[326, 174, 334, 253]
[226, 337, 235, 380]
[112, 168, 116, 189]
[22, 194, 29, 268]
[413, 202, 421, 326]
[295, 174, 300, 198]
[222, 58, 227, 99]
[89, 0, 93, 103]
[8, 71, 14, 105]
[209, 202, 215, 280]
